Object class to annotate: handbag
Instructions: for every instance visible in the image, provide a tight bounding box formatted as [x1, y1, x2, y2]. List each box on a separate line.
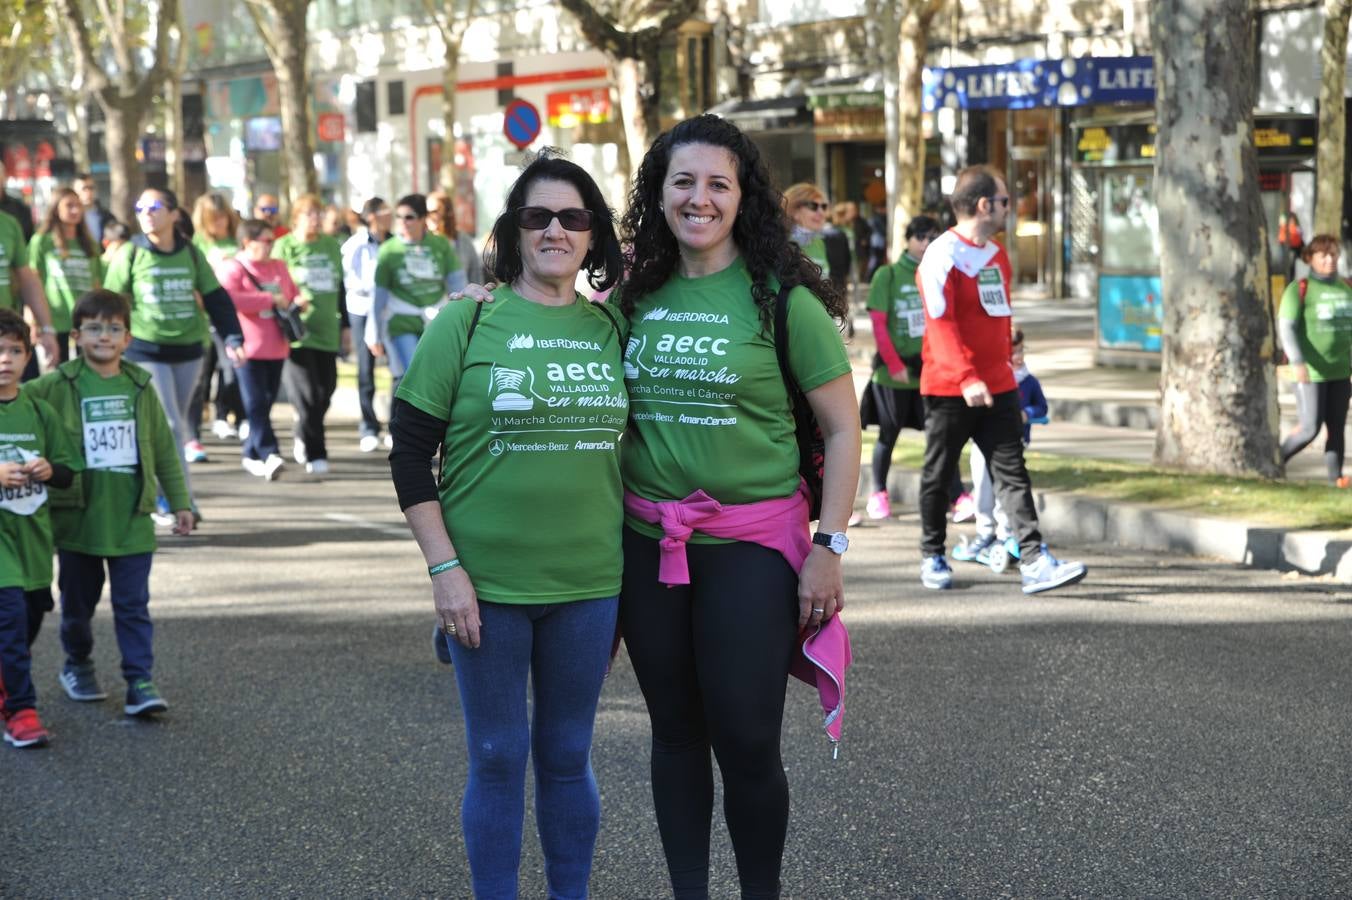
[236, 261, 308, 344]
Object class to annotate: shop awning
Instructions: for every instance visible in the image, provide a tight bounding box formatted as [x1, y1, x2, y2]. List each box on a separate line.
[708, 95, 809, 130]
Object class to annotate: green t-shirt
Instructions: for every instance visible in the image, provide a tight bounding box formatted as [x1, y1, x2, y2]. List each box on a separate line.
[799, 236, 829, 274]
[1280, 276, 1352, 382]
[50, 366, 155, 556]
[866, 254, 923, 389]
[0, 390, 81, 589]
[273, 233, 344, 353]
[103, 240, 221, 346]
[194, 235, 238, 269]
[0, 210, 29, 313]
[29, 232, 104, 333]
[621, 257, 851, 540]
[395, 288, 627, 604]
[374, 234, 462, 339]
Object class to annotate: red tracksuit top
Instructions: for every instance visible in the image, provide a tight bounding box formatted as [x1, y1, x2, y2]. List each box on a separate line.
[916, 229, 1017, 397]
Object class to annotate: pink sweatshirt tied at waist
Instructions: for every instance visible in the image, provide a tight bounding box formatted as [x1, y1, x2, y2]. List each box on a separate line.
[623, 484, 852, 750]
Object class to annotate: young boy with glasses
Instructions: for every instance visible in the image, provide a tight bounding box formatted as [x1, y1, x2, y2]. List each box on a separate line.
[25, 289, 192, 719]
[0, 308, 80, 747]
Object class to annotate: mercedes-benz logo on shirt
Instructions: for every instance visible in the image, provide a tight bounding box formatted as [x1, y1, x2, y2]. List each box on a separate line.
[489, 439, 505, 457]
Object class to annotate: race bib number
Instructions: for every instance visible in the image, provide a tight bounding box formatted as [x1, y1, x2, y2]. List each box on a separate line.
[905, 309, 926, 337]
[405, 251, 437, 280]
[977, 267, 1012, 317]
[0, 447, 46, 516]
[82, 396, 138, 469]
[303, 259, 336, 292]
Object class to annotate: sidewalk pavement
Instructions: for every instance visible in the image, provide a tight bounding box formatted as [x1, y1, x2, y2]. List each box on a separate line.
[841, 293, 1352, 583]
[323, 293, 1349, 582]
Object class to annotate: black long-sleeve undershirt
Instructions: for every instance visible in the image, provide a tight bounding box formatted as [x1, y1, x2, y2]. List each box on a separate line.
[388, 397, 447, 510]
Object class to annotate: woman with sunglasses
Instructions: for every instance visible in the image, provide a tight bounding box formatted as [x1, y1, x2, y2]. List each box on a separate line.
[618, 116, 858, 900]
[103, 188, 244, 512]
[367, 194, 464, 391]
[29, 187, 103, 362]
[388, 151, 626, 898]
[857, 214, 941, 522]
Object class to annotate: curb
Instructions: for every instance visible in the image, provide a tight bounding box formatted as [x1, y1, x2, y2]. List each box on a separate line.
[869, 471, 1352, 583]
[1046, 397, 1159, 430]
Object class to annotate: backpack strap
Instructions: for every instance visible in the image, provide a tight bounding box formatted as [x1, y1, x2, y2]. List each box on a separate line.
[592, 299, 623, 342]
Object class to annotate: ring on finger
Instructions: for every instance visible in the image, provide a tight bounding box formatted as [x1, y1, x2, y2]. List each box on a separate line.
[445, 622, 457, 635]
[811, 607, 825, 615]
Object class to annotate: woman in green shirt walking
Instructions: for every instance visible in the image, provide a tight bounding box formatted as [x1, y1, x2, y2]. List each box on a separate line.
[1278, 233, 1352, 487]
[30, 188, 102, 362]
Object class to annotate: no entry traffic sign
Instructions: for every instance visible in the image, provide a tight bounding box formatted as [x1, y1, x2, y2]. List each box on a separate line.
[503, 98, 542, 150]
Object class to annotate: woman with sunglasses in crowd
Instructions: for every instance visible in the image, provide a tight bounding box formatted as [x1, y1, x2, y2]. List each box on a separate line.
[366, 194, 464, 393]
[103, 188, 244, 516]
[618, 116, 858, 900]
[29, 187, 103, 362]
[388, 151, 626, 899]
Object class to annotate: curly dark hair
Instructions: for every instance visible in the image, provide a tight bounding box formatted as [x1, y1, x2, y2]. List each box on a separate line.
[483, 148, 623, 293]
[618, 114, 845, 329]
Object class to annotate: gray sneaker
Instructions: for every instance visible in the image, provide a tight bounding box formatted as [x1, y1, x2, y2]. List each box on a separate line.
[59, 660, 108, 702]
[1020, 549, 1088, 595]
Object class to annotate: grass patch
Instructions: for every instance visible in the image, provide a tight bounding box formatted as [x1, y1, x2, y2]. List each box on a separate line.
[868, 434, 1352, 532]
[336, 359, 392, 393]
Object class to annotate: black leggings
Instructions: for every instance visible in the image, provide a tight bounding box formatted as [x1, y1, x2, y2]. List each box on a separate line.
[620, 527, 799, 900]
[1281, 378, 1351, 482]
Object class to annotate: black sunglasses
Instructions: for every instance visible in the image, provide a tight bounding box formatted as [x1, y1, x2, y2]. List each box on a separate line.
[800, 201, 829, 212]
[516, 206, 593, 232]
[396, 213, 421, 221]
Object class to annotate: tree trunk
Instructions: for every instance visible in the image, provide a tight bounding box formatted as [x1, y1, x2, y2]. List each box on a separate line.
[66, 102, 91, 175]
[614, 57, 649, 181]
[1150, 0, 1281, 476]
[163, 0, 189, 201]
[102, 102, 144, 225]
[1314, 0, 1351, 237]
[248, 0, 318, 205]
[439, 37, 462, 192]
[885, 1, 943, 259]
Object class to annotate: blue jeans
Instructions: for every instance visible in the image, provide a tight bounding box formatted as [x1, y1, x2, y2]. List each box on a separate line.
[58, 550, 155, 683]
[385, 330, 420, 388]
[445, 595, 618, 900]
[347, 312, 381, 437]
[0, 586, 37, 714]
[237, 358, 285, 461]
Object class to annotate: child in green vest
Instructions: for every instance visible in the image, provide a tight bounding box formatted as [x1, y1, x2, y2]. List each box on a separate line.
[26, 289, 192, 719]
[0, 308, 81, 748]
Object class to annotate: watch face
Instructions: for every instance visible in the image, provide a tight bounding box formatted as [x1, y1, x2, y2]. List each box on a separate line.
[830, 532, 849, 554]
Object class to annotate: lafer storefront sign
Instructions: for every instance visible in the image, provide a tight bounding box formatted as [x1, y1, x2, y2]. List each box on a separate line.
[923, 56, 1155, 111]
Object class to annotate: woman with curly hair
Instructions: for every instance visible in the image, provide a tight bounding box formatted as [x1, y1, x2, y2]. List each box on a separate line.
[618, 114, 859, 899]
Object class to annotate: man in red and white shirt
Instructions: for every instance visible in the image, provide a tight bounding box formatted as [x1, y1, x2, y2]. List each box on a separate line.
[915, 165, 1087, 595]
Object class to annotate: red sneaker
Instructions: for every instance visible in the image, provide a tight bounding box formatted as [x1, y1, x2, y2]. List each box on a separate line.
[1336, 477, 1350, 489]
[4, 708, 50, 748]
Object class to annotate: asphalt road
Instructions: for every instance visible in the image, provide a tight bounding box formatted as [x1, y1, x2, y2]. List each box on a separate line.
[5, 422, 1351, 898]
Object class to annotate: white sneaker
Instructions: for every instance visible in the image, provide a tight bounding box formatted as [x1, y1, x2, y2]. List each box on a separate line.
[263, 454, 285, 481]
[292, 438, 307, 465]
[305, 459, 330, 475]
[238, 421, 250, 442]
[210, 419, 237, 440]
[359, 435, 380, 453]
[382, 433, 392, 449]
[241, 457, 267, 477]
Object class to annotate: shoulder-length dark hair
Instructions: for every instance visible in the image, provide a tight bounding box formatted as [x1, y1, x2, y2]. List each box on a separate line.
[483, 149, 623, 293]
[618, 114, 845, 327]
[38, 188, 99, 259]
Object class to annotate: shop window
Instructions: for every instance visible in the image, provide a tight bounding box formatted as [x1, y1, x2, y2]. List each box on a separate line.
[387, 80, 405, 116]
[355, 82, 377, 133]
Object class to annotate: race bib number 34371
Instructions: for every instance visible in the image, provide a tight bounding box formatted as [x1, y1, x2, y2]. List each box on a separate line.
[82, 396, 138, 469]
